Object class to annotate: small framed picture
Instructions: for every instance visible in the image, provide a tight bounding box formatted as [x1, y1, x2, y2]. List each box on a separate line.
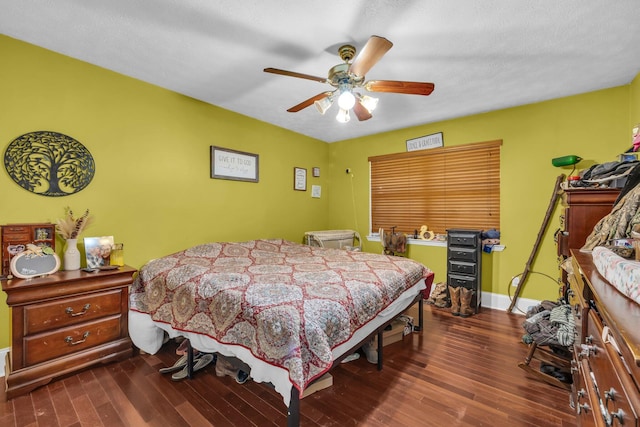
[84, 236, 114, 268]
[312, 167, 320, 177]
[294, 167, 307, 191]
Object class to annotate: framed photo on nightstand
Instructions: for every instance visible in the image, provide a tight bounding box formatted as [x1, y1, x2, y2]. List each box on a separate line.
[84, 236, 114, 268]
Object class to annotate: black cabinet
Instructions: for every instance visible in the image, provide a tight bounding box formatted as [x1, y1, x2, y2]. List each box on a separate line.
[447, 229, 482, 314]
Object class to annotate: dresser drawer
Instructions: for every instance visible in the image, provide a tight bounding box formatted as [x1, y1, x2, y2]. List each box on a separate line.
[448, 260, 476, 275]
[24, 289, 123, 335]
[23, 315, 123, 366]
[3, 225, 31, 234]
[448, 247, 477, 262]
[566, 273, 587, 341]
[448, 232, 478, 248]
[583, 311, 639, 427]
[574, 358, 600, 426]
[2, 232, 31, 241]
[448, 274, 477, 289]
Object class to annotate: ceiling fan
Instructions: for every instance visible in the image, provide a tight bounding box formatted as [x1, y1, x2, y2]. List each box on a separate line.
[264, 35, 435, 123]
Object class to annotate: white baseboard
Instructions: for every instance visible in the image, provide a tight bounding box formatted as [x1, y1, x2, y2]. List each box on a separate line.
[0, 293, 538, 380]
[481, 291, 540, 314]
[0, 347, 8, 377]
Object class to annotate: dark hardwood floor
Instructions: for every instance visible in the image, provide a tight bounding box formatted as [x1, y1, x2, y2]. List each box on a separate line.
[0, 304, 577, 426]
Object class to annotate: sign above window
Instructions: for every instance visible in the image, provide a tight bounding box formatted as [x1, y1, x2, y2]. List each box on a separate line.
[406, 132, 444, 152]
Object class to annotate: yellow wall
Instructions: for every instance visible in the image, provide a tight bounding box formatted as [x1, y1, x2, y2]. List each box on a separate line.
[1, 34, 638, 349]
[0, 36, 329, 347]
[630, 73, 640, 132]
[327, 85, 633, 302]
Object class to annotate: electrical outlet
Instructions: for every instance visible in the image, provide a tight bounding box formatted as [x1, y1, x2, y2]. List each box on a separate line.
[511, 276, 520, 287]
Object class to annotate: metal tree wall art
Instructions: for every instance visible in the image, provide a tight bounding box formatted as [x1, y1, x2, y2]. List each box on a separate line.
[4, 131, 95, 197]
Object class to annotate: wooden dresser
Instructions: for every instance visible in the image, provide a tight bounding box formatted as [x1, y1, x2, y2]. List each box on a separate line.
[567, 251, 639, 426]
[1, 266, 136, 399]
[556, 188, 620, 258]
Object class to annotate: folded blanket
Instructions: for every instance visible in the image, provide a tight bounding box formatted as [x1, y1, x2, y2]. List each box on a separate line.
[592, 246, 640, 305]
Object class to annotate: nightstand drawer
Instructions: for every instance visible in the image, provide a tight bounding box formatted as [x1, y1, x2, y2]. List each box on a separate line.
[24, 289, 123, 335]
[23, 315, 123, 366]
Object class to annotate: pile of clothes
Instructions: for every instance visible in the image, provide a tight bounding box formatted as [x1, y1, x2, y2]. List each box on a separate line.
[582, 162, 640, 257]
[571, 160, 638, 188]
[521, 300, 575, 347]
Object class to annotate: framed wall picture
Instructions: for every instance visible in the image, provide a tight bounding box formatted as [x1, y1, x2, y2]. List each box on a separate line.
[294, 167, 307, 191]
[210, 146, 259, 182]
[312, 167, 320, 177]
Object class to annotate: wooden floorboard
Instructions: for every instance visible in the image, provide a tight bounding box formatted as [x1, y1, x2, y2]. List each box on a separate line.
[0, 304, 577, 426]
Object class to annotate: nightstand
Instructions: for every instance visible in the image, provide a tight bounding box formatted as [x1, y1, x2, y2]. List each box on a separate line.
[1, 266, 136, 399]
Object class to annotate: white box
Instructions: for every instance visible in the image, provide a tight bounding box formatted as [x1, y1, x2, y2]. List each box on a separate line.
[301, 373, 333, 398]
[372, 319, 405, 347]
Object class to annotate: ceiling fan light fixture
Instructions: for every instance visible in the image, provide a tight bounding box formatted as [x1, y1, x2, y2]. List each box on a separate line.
[337, 90, 356, 110]
[358, 94, 379, 113]
[336, 108, 350, 123]
[314, 96, 333, 115]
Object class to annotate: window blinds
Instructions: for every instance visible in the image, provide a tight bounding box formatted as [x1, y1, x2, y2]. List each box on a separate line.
[369, 140, 501, 235]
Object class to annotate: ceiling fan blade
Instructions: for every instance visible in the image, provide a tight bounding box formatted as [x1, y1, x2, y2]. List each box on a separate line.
[264, 67, 327, 83]
[287, 92, 332, 112]
[349, 36, 393, 78]
[364, 80, 435, 96]
[353, 100, 372, 121]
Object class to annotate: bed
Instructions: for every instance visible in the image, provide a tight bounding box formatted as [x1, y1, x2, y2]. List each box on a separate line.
[129, 239, 433, 425]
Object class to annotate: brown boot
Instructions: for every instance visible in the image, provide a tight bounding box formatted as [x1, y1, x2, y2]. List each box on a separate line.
[459, 287, 475, 318]
[449, 285, 460, 316]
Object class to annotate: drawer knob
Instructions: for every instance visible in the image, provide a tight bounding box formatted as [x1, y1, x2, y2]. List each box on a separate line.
[64, 331, 90, 346]
[610, 409, 625, 424]
[604, 388, 617, 403]
[577, 403, 591, 414]
[65, 303, 91, 317]
[579, 344, 596, 358]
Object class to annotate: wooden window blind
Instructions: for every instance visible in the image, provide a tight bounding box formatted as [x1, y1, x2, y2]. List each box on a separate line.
[369, 139, 501, 235]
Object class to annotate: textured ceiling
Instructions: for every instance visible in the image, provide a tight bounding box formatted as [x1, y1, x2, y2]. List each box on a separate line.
[2, 0, 640, 143]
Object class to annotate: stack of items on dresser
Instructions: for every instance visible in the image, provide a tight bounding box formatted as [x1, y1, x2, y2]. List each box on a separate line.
[569, 129, 639, 190]
[582, 161, 640, 259]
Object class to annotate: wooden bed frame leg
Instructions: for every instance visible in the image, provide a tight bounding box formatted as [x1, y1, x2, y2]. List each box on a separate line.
[287, 387, 300, 427]
[416, 298, 424, 331]
[186, 339, 194, 379]
[376, 330, 384, 371]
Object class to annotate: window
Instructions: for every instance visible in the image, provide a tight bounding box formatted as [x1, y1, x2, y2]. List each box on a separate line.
[369, 139, 501, 235]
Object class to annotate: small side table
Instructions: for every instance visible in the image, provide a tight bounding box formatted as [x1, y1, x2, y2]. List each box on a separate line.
[1, 266, 136, 399]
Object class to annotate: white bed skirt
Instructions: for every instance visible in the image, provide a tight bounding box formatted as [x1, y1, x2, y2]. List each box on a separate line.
[129, 278, 425, 407]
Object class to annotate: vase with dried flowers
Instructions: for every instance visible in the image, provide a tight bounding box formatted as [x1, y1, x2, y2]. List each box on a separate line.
[55, 207, 93, 271]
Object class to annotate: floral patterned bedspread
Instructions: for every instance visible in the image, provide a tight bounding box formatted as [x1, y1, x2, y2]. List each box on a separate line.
[129, 239, 431, 392]
[592, 246, 640, 305]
